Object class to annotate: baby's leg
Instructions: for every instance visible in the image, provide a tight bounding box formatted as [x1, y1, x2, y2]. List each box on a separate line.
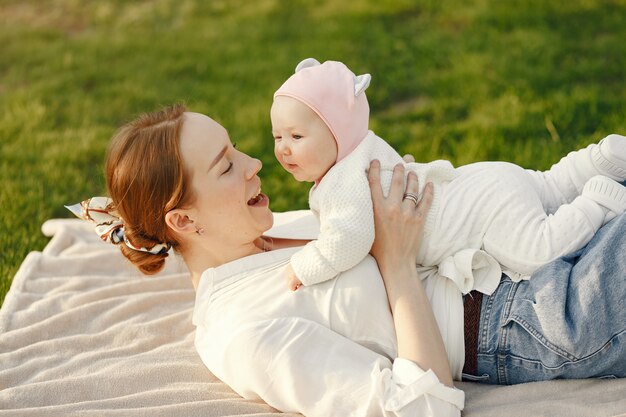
[482, 169, 625, 276]
[525, 134, 626, 213]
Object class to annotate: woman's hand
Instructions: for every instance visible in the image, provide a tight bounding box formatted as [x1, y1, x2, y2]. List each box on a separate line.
[368, 159, 453, 387]
[368, 160, 433, 272]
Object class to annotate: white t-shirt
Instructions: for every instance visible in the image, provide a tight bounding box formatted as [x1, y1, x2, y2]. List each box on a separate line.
[193, 214, 464, 417]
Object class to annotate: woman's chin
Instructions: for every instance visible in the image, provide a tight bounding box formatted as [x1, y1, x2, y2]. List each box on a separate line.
[247, 193, 273, 229]
[263, 212, 275, 233]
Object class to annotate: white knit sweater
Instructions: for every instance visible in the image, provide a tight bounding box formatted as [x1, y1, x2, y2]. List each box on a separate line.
[291, 131, 457, 286]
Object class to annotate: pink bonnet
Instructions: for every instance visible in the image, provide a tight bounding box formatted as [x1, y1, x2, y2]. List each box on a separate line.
[273, 58, 371, 162]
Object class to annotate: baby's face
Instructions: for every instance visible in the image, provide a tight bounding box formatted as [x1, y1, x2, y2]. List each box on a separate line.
[271, 96, 338, 182]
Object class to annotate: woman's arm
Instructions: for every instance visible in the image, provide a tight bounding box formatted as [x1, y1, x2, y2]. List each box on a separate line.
[209, 317, 463, 417]
[368, 160, 454, 387]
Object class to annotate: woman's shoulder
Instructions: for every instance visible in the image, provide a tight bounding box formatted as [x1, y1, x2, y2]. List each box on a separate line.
[198, 247, 297, 290]
[192, 248, 297, 325]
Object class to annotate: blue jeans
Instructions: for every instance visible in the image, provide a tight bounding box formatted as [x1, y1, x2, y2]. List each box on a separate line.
[466, 212, 626, 384]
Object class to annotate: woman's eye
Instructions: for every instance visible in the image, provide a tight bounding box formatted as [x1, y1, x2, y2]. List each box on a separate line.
[222, 162, 233, 174]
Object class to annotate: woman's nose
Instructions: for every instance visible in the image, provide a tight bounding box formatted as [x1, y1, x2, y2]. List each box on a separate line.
[246, 156, 262, 179]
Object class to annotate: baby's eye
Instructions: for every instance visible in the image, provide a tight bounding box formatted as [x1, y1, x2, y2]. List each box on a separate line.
[293, 134, 303, 140]
[222, 162, 233, 174]
[274, 135, 282, 140]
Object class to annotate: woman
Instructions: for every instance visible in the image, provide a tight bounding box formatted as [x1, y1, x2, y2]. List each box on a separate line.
[74, 104, 625, 417]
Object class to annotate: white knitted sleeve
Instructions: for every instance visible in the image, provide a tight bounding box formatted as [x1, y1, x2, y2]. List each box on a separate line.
[291, 171, 375, 286]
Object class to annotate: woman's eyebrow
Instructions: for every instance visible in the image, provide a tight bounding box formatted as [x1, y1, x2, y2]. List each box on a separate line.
[208, 145, 228, 172]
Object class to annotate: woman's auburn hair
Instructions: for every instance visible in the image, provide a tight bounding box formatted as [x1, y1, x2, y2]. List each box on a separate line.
[105, 103, 190, 275]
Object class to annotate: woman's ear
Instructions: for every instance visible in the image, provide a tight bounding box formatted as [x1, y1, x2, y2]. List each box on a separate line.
[165, 209, 196, 235]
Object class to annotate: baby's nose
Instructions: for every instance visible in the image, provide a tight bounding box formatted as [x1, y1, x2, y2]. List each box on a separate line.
[277, 141, 291, 155]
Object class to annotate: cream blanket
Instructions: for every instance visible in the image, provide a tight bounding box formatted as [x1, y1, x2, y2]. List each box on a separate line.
[1, 216, 625, 417]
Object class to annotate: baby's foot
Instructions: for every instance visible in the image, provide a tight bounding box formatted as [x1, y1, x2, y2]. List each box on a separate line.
[592, 134, 626, 181]
[582, 175, 626, 223]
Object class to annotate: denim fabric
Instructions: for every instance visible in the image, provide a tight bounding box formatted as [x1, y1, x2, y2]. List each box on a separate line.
[467, 211, 626, 385]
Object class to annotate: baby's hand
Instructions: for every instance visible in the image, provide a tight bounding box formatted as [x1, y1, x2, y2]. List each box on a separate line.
[285, 264, 303, 291]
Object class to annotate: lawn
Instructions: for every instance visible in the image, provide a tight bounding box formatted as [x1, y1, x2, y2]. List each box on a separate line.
[1, 0, 625, 305]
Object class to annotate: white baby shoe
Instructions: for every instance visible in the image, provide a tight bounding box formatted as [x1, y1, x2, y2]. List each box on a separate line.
[592, 134, 626, 181]
[582, 175, 626, 223]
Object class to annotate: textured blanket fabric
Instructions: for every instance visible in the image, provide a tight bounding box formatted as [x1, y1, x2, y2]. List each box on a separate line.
[1, 216, 624, 417]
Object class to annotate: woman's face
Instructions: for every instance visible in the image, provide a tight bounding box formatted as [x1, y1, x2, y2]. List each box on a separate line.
[179, 112, 273, 246]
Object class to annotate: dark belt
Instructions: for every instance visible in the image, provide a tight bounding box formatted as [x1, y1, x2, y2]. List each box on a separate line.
[462, 291, 483, 376]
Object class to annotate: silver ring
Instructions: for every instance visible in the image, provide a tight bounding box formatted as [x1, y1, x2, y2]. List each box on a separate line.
[403, 192, 419, 206]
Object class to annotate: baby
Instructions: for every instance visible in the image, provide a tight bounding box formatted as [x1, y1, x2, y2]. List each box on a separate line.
[271, 58, 626, 291]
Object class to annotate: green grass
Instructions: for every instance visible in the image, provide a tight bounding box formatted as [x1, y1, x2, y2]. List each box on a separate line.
[1, 0, 625, 306]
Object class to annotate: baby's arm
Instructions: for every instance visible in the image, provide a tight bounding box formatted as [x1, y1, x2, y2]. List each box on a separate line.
[289, 170, 375, 287]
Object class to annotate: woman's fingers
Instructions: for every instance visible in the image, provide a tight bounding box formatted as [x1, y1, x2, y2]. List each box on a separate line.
[368, 158, 433, 220]
[402, 153, 416, 163]
[387, 163, 406, 203]
[417, 182, 434, 216]
[368, 159, 435, 269]
[402, 171, 420, 210]
[368, 159, 384, 204]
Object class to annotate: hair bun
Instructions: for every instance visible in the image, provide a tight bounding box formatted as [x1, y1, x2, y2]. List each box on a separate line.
[119, 227, 169, 275]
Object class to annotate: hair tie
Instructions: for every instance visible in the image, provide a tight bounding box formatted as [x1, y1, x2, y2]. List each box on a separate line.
[65, 197, 171, 255]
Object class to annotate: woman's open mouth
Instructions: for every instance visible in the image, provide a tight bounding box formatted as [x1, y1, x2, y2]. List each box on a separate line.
[247, 187, 268, 206]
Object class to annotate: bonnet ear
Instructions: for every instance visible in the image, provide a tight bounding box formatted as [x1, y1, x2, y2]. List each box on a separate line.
[354, 73, 371, 96]
[295, 58, 321, 73]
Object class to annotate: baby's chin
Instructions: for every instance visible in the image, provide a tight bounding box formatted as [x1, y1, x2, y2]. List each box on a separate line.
[292, 173, 317, 183]
[284, 169, 313, 183]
